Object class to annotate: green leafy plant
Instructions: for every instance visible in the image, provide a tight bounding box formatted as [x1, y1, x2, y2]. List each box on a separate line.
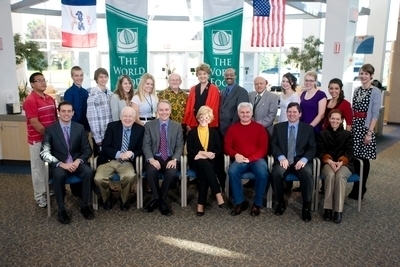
[284, 36, 323, 72]
[14, 33, 48, 72]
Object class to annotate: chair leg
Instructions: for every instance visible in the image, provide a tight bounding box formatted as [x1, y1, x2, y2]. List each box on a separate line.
[45, 163, 51, 217]
[92, 189, 98, 210]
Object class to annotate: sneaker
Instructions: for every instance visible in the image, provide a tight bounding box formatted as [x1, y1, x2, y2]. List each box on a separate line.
[36, 196, 47, 208]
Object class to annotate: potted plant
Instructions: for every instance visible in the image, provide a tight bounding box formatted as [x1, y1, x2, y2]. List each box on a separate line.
[284, 35, 323, 72]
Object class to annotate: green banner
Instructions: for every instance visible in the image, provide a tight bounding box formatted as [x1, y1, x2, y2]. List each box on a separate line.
[106, 0, 148, 89]
[203, 1, 243, 90]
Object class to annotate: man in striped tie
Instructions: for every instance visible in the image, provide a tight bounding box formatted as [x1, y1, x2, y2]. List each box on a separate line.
[95, 106, 145, 211]
[142, 100, 184, 216]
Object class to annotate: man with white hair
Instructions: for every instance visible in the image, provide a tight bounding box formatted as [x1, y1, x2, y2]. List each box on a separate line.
[94, 106, 145, 211]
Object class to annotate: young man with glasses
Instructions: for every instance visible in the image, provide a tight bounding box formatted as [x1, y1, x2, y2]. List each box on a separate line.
[23, 72, 57, 208]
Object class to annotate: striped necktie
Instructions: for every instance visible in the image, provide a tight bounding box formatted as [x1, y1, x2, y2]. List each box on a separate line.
[63, 126, 73, 163]
[159, 123, 168, 161]
[121, 129, 129, 153]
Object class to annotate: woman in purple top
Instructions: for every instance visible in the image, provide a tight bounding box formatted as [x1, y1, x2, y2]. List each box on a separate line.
[300, 71, 327, 134]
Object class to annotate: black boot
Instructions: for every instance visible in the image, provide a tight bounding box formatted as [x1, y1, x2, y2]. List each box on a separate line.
[302, 202, 311, 222]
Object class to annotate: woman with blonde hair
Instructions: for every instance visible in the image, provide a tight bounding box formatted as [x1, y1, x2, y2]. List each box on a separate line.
[300, 71, 327, 134]
[183, 63, 220, 130]
[110, 75, 134, 121]
[131, 73, 159, 125]
[187, 105, 224, 216]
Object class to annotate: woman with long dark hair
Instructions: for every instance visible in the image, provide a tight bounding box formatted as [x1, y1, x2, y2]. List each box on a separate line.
[110, 75, 134, 121]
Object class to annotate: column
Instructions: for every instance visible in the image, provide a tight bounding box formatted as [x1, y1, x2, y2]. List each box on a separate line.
[320, 0, 359, 99]
[0, 2, 19, 114]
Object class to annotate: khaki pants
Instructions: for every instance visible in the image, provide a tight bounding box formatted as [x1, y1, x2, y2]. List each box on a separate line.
[29, 142, 46, 201]
[94, 160, 136, 203]
[322, 164, 352, 212]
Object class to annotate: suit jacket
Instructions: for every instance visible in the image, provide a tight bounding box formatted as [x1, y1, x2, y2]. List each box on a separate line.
[142, 119, 184, 161]
[186, 127, 222, 167]
[249, 90, 279, 134]
[271, 121, 316, 164]
[97, 121, 145, 166]
[219, 84, 249, 136]
[40, 121, 92, 172]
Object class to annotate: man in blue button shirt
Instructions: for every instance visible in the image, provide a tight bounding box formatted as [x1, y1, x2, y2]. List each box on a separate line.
[271, 102, 316, 222]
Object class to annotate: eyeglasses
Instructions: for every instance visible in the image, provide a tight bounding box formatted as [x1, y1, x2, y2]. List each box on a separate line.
[224, 74, 235, 78]
[33, 79, 47, 83]
[304, 79, 315, 83]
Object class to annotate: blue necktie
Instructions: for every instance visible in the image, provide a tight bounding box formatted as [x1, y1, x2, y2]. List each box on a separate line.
[159, 124, 168, 161]
[287, 125, 295, 164]
[119, 129, 129, 163]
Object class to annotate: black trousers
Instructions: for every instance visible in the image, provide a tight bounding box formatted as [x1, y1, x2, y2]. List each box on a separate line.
[352, 158, 370, 192]
[145, 156, 178, 201]
[51, 163, 93, 210]
[191, 159, 221, 205]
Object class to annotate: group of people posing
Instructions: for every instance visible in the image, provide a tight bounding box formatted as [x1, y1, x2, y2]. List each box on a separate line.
[23, 62, 381, 225]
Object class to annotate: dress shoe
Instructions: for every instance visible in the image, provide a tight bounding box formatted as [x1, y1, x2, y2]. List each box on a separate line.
[230, 201, 249, 216]
[159, 199, 172, 216]
[58, 210, 70, 224]
[323, 209, 333, 221]
[103, 196, 113, 210]
[274, 202, 286, 216]
[80, 206, 94, 220]
[250, 204, 261, 216]
[144, 199, 159, 213]
[120, 201, 130, 211]
[302, 208, 312, 222]
[218, 203, 226, 209]
[348, 188, 367, 200]
[196, 205, 205, 216]
[333, 212, 343, 224]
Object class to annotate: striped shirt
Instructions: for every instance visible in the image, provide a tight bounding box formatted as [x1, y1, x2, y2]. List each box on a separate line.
[87, 85, 112, 143]
[23, 91, 57, 144]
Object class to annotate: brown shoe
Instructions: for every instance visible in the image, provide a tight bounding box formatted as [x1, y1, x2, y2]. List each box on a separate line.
[230, 201, 249, 216]
[250, 204, 261, 216]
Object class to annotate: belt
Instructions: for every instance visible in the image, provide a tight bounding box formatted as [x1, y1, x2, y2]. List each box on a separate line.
[353, 111, 367, 118]
[139, 117, 156, 121]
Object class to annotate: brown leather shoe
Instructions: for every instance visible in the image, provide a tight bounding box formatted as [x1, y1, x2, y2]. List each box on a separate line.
[230, 201, 249, 216]
[250, 204, 261, 216]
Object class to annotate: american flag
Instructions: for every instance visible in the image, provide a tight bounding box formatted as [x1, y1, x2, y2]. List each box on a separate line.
[251, 0, 286, 47]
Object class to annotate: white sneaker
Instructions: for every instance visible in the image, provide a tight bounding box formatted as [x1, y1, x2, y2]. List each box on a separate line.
[36, 196, 47, 208]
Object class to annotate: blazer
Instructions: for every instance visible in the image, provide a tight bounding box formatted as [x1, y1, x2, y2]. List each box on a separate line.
[97, 121, 145, 166]
[142, 119, 184, 161]
[249, 90, 279, 135]
[219, 84, 249, 136]
[271, 121, 316, 164]
[40, 121, 92, 172]
[186, 127, 222, 167]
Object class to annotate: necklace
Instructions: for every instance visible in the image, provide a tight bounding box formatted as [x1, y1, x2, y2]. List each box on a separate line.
[355, 87, 370, 102]
[144, 95, 153, 114]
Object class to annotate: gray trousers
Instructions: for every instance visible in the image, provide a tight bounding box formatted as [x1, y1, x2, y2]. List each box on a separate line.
[322, 164, 352, 212]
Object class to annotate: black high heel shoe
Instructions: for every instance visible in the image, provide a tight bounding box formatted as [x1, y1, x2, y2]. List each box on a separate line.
[196, 205, 204, 216]
[218, 203, 226, 209]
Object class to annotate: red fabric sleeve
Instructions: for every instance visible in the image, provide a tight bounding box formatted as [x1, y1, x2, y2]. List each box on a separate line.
[340, 100, 353, 127]
[23, 97, 39, 119]
[183, 86, 196, 127]
[205, 84, 221, 128]
[224, 126, 236, 157]
[247, 123, 268, 162]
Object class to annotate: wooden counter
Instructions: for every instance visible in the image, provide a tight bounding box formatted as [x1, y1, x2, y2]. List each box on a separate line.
[0, 113, 30, 161]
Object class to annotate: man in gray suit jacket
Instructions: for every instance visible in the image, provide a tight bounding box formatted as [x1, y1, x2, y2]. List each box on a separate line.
[40, 101, 94, 224]
[142, 100, 184, 216]
[249, 76, 279, 136]
[219, 68, 249, 137]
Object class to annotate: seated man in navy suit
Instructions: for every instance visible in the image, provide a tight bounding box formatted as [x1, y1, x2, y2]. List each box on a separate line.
[40, 101, 94, 224]
[94, 106, 144, 211]
[142, 100, 184, 216]
[271, 102, 316, 222]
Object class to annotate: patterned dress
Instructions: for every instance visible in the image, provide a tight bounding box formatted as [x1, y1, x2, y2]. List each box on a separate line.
[351, 87, 376, 159]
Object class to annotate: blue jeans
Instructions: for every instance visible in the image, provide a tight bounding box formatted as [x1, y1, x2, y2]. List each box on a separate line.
[228, 159, 268, 206]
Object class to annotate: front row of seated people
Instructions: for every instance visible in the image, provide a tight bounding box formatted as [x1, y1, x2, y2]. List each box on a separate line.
[40, 99, 354, 224]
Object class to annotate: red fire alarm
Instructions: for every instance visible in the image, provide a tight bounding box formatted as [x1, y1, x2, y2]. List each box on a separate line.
[334, 42, 340, 54]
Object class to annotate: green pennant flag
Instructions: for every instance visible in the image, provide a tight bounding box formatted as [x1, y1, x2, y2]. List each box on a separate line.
[106, 0, 148, 89]
[203, 0, 244, 90]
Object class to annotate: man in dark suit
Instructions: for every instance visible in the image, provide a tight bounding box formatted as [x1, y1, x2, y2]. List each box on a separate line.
[94, 106, 144, 211]
[271, 102, 316, 222]
[40, 101, 94, 224]
[219, 68, 249, 137]
[142, 100, 184, 216]
[249, 76, 279, 136]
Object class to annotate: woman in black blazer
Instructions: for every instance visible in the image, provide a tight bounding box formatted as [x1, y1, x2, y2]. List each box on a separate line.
[317, 109, 354, 224]
[187, 106, 225, 216]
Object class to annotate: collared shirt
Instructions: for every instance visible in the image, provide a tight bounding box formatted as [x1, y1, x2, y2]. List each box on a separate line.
[157, 87, 188, 123]
[23, 91, 57, 144]
[87, 85, 113, 143]
[278, 121, 308, 164]
[59, 120, 72, 136]
[63, 83, 89, 130]
[225, 83, 236, 96]
[115, 127, 132, 159]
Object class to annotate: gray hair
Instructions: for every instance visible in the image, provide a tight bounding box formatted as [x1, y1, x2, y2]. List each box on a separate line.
[237, 102, 253, 112]
[120, 106, 136, 119]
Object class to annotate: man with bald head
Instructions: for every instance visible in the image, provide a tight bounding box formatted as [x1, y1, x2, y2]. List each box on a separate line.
[219, 68, 249, 137]
[249, 76, 279, 136]
[95, 106, 144, 211]
[157, 73, 188, 125]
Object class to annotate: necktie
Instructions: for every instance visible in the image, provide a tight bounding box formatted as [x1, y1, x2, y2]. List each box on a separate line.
[63, 126, 73, 163]
[287, 125, 295, 165]
[159, 123, 168, 161]
[253, 94, 261, 114]
[121, 129, 129, 153]
[224, 87, 230, 98]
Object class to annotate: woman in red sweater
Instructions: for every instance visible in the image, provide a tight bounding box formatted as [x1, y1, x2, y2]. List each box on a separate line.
[183, 63, 220, 130]
[323, 78, 352, 130]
